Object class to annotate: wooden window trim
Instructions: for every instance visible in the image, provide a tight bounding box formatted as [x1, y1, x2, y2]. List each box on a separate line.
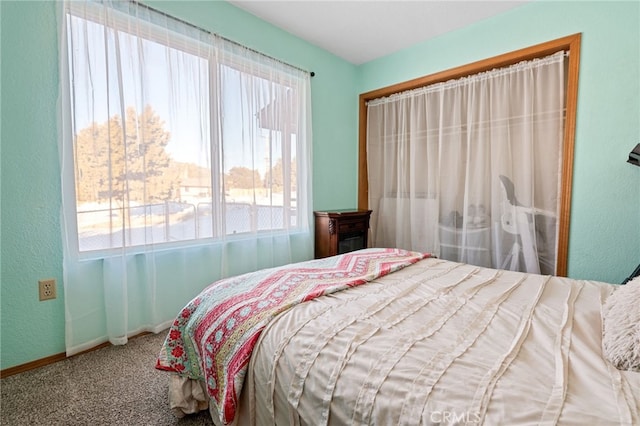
[357, 33, 581, 277]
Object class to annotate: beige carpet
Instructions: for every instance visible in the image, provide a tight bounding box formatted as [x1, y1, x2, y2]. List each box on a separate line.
[1, 331, 213, 425]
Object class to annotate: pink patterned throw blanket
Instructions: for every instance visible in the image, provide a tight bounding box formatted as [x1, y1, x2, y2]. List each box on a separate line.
[156, 248, 429, 425]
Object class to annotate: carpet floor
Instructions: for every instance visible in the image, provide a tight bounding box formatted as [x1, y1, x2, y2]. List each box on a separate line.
[1, 331, 214, 425]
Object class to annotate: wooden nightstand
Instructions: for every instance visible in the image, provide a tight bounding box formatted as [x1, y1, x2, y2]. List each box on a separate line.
[314, 210, 372, 259]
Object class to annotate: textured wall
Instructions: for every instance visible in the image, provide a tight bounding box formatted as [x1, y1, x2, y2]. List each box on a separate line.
[1, 0, 66, 369]
[3, 0, 638, 371]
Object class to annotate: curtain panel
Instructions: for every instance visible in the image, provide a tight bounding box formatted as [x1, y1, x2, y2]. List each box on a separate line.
[367, 52, 565, 275]
[58, 0, 313, 355]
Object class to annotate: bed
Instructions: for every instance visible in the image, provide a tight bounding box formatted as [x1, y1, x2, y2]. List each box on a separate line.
[156, 248, 640, 425]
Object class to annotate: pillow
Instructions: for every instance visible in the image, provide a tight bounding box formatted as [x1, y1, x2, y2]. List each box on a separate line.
[602, 276, 640, 372]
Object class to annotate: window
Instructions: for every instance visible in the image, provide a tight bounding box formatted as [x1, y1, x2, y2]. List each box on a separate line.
[63, 1, 311, 254]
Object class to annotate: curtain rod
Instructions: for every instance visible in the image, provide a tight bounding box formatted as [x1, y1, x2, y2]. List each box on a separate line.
[132, 0, 315, 77]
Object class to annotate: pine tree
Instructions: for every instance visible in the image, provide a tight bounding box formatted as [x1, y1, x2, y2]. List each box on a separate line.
[74, 105, 178, 206]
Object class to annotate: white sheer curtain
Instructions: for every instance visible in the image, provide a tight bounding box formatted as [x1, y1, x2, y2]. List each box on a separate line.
[58, 0, 312, 355]
[367, 52, 565, 275]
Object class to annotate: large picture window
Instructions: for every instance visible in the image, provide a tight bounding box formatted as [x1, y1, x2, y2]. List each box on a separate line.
[59, 0, 313, 355]
[64, 1, 311, 254]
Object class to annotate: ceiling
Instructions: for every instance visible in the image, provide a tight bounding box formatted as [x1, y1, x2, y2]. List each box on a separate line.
[228, 1, 529, 65]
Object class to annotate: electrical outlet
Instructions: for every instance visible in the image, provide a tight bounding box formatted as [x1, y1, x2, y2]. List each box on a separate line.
[38, 279, 57, 301]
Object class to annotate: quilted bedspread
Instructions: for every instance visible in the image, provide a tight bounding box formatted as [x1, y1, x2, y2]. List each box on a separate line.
[156, 248, 429, 425]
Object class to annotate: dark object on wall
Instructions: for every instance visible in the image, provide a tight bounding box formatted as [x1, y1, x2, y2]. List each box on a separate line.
[622, 262, 640, 284]
[628, 143, 640, 167]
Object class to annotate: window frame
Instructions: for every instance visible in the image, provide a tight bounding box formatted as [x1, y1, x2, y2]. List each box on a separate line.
[63, 2, 308, 258]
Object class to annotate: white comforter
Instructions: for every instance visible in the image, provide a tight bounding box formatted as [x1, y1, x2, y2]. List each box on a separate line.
[232, 258, 639, 425]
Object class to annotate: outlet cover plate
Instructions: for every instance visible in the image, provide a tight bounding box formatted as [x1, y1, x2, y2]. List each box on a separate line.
[38, 279, 57, 301]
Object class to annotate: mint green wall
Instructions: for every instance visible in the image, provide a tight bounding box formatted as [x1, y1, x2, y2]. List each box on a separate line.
[358, 0, 640, 284]
[0, 0, 357, 370]
[2, 0, 638, 371]
[1, 0, 65, 371]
